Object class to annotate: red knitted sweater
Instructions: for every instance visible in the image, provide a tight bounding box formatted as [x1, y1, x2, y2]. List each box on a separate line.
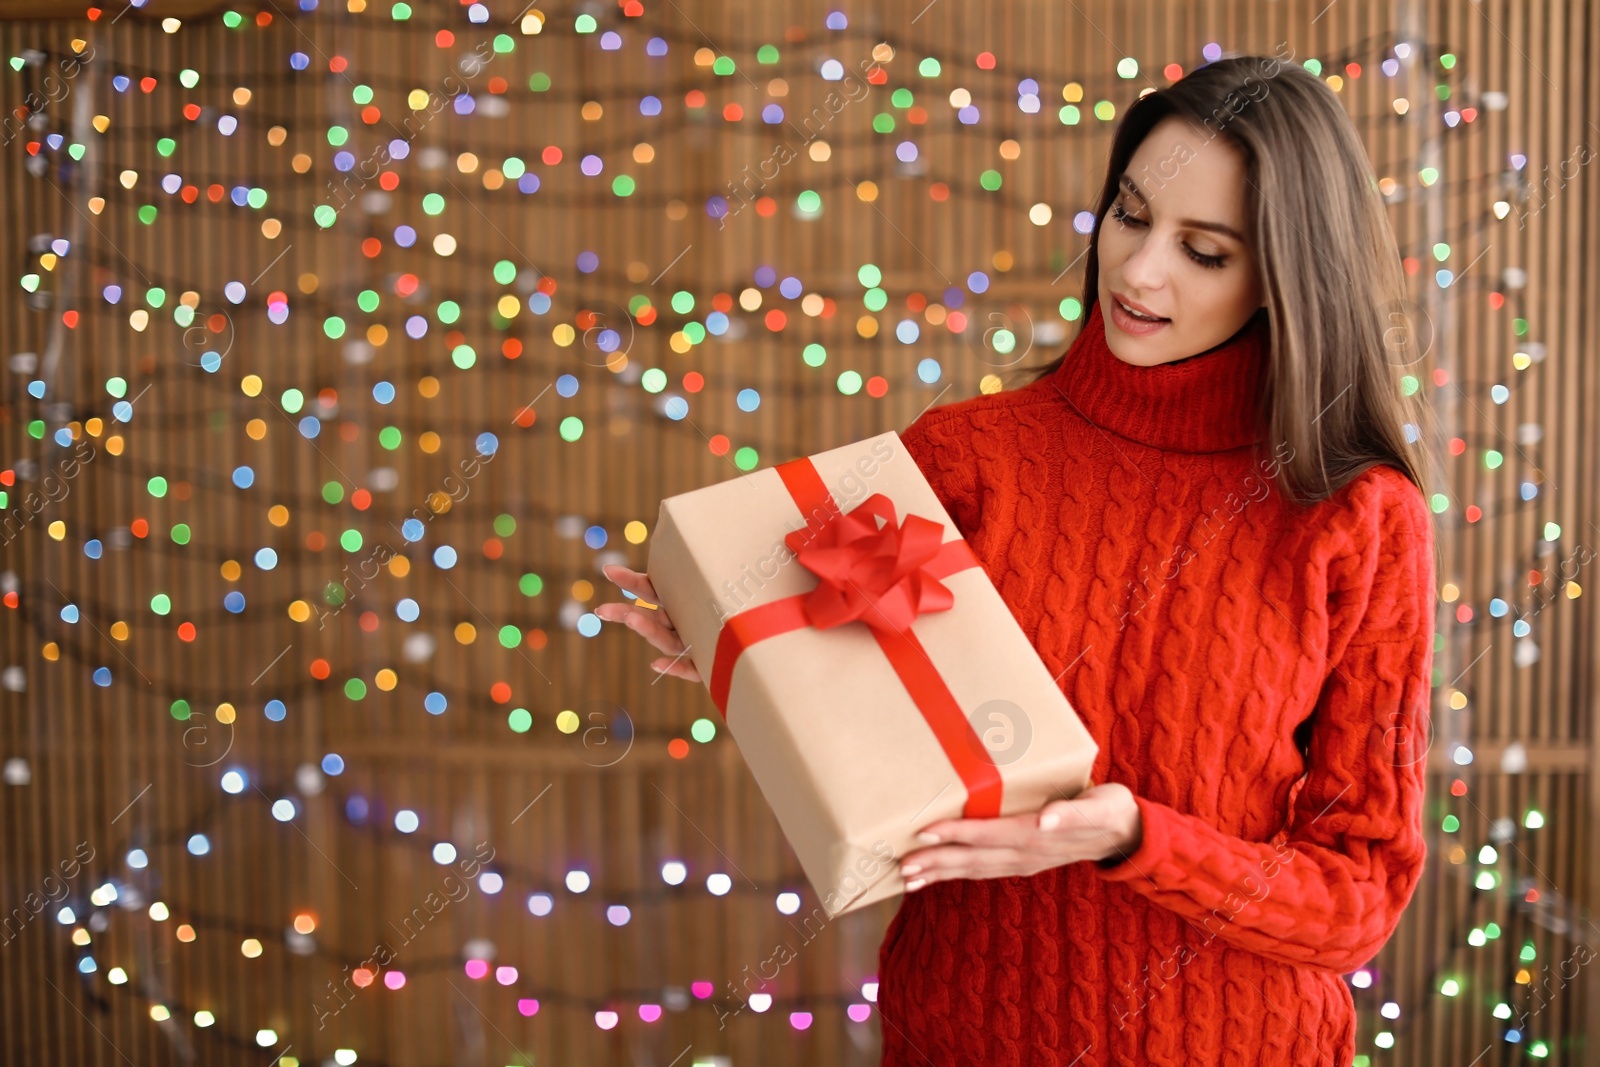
[877, 300, 1436, 1066]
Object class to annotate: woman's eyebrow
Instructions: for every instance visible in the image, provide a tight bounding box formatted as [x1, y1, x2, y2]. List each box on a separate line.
[1120, 174, 1246, 243]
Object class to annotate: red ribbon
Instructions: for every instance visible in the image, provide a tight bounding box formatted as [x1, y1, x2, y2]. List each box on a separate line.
[707, 455, 1003, 818]
[781, 492, 956, 634]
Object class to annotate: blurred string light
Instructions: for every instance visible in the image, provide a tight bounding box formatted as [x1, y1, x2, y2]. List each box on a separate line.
[10, 14, 1553, 1056]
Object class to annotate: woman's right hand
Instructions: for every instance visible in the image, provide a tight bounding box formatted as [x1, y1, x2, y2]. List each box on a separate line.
[596, 564, 702, 683]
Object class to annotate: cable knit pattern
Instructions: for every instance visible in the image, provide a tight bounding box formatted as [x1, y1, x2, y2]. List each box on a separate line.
[877, 301, 1435, 1067]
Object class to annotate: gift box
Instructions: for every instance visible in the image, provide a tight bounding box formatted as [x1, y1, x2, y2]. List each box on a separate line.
[646, 430, 1099, 917]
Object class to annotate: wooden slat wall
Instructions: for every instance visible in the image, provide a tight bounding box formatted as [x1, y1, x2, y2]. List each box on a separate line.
[0, 2, 1595, 1065]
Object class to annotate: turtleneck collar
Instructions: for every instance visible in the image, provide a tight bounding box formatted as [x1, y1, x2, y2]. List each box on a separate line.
[1047, 299, 1271, 454]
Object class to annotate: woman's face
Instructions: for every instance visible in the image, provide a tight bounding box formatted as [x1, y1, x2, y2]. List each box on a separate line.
[1095, 116, 1266, 366]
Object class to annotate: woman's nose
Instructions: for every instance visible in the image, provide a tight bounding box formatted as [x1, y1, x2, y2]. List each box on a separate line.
[1117, 237, 1168, 291]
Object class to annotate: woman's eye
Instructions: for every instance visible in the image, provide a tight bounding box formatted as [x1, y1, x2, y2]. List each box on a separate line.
[1113, 204, 1228, 270]
[1111, 203, 1146, 226]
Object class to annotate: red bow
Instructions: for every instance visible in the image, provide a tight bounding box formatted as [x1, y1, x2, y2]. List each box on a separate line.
[706, 453, 1001, 817]
[784, 493, 957, 635]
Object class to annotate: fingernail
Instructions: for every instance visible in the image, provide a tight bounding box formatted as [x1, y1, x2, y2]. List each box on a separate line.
[916, 832, 940, 844]
[900, 864, 922, 878]
[1038, 813, 1060, 831]
[904, 878, 926, 892]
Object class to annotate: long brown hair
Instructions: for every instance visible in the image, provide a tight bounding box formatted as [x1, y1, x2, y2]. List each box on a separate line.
[1021, 54, 1439, 508]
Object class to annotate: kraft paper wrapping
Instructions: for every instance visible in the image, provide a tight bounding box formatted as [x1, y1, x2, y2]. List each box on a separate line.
[646, 430, 1098, 918]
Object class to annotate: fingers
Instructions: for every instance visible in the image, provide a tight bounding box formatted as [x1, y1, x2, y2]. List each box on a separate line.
[601, 564, 675, 630]
[898, 846, 1024, 890]
[600, 563, 658, 603]
[649, 654, 702, 683]
[914, 812, 1038, 849]
[899, 794, 1130, 889]
[597, 566, 701, 682]
[620, 605, 687, 658]
[595, 601, 685, 656]
[1036, 798, 1081, 832]
[595, 602, 702, 682]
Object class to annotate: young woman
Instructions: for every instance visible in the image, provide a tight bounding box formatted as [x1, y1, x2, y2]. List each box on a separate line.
[599, 54, 1438, 1066]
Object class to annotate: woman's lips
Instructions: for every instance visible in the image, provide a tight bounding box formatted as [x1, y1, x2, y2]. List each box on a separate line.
[1108, 296, 1171, 336]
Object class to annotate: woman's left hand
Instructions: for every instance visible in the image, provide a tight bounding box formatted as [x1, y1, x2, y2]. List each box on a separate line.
[898, 782, 1143, 891]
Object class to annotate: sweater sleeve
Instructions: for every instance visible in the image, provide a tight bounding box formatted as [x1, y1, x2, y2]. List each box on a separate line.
[1095, 473, 1437, 974]
[898, 406, 984, 541]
